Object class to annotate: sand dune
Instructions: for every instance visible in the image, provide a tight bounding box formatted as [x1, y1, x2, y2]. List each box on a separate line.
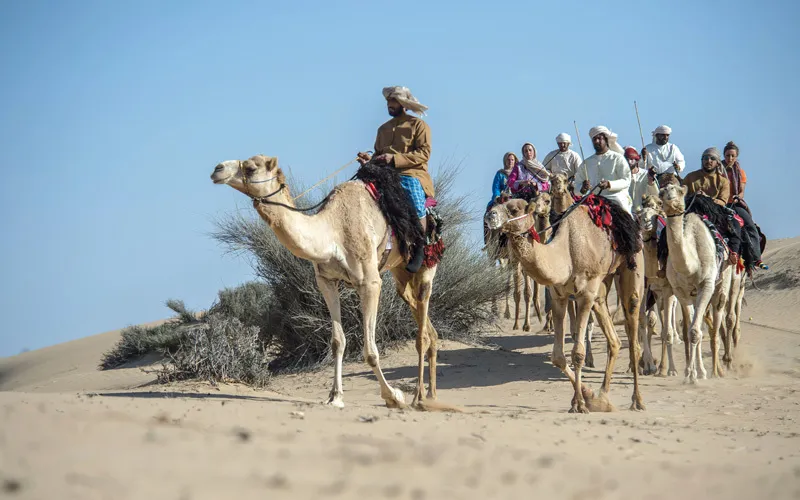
[1, 238, 799, 499]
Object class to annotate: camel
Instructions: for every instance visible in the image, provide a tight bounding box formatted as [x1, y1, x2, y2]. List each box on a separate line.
[210, 155, 443, 409]
[544, 175, 599, 365]
[485, 228, 541, 332]
[635, 194, 685, 376]
[658, 183, 734, 382]
[485, 197, 646, 413]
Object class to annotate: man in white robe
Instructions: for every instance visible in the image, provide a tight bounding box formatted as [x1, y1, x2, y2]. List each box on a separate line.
[642, 124, 685, 177]
[574, 126, 633, 213]
[624, 146, 659, 212]
[542, 133, 582, 179]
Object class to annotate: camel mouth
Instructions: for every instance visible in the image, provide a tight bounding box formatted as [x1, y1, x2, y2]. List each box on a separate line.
[211, 173, 233, 184]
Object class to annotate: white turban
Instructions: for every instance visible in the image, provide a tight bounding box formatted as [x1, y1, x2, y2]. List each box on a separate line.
[382, 86, 428, 116]
[556, 133, 571, 144]
[652, 125, 672, 136]
[588, 125, 624, 155]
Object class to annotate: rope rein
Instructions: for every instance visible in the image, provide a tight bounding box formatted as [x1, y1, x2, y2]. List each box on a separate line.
[504, 183, 604, 239]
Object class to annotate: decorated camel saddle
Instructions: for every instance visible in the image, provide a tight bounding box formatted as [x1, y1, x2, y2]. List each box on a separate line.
[354, 162, 445, 270]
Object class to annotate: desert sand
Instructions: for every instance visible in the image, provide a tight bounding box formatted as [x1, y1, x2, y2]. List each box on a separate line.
[1, 239, 799, 500]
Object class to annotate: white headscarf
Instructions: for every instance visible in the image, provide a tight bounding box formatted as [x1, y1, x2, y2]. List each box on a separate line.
[556, 133, 571, 144]
[382, 86, 428, 116]
[588, 125, 625, 154]
[652, 125, 672, 136]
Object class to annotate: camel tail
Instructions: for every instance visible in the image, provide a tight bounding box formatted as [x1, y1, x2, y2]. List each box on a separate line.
[415, 399, 466, 413]
[533, 281, 543, 322]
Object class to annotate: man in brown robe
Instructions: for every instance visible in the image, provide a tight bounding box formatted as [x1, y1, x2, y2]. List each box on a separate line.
[682, 147, 730, 206]
[357, 86, 433, 272]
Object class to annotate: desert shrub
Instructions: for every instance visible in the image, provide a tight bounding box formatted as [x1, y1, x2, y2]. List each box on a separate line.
[156, 314, 271, 386]
[100, 300, 195, 369]
[101, 160, 509, 382]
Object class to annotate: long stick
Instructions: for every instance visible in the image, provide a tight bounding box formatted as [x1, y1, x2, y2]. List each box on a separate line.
[634, 101, 649, 172]
[634, 101, 646, 149]
[573, 121, 589, 180]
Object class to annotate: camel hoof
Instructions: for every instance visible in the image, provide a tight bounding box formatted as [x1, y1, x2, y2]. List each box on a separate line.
[512, 323, 520, 331]
[569, 405, 590, 414]
[629, 400, 647, 411]
[383, 387, 406, 409]
[522, 324, 531, 332]
[668, 369, 678, 377]
[504, 310, 512, 320]
[324, 395, 345, 408]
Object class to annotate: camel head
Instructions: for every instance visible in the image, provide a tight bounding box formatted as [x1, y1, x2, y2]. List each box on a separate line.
[485, 198, 533, 234]
[550, 173, 570, 195]
[636, 198, 663, 241]
[658, 182, 687, 217]
[210, 155, 287, 199]
[531, 192, 552, 223]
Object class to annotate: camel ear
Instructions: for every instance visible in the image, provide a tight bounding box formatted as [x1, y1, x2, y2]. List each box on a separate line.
[525, 201, 536, 214]
[265, 156, 278, 171]
[680, 185, 688, 196]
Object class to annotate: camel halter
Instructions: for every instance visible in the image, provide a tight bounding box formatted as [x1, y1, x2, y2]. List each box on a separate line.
[239, 160, 333, 213]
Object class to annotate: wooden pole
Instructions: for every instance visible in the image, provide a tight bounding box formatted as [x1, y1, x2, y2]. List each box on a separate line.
[573, 120, 589, 180]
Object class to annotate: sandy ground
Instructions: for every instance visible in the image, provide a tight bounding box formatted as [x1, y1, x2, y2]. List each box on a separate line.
[2, 241, 799, 500]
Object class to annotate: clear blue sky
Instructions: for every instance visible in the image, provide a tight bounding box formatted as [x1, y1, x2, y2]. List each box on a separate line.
[1, 0, 798, 356]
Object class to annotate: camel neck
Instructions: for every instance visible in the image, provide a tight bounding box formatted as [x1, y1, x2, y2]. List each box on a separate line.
[508, 220, 571, 286]
[253, 188, 333, 262]
[664, 213, 692, 275]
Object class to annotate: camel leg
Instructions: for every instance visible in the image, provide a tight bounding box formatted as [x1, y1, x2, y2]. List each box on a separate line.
[549, 294, 587, 410]
[522, 273, 533, 332]
[638, 292, 656, 376]
[358, 278, 405, 408]
[733, 278, 745, 349]
[592, 298, 621, 398]
[671, 297, 683, 344]
[686, 280, 715, 384]
[658, 293, 679, 377]
[710, 280, 729, 379]
[620, 261, 646, 411]
[316, 274, 346, 408]
[570, 293, 596, 414]
[585, 313, 595, 369]
[680, 302, 692, 367]
[532, 280, 543, 324]
[413, 271, 437, 405]
[512, 263, 523, 330]
[391, 269, 439, 404]
[503, 261, 512, 319]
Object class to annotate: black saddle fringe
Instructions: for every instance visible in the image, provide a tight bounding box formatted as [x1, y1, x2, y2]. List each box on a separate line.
[657, 193, 753, 269]
[354, 163, 425, 262]
[606, 200, 643, 270]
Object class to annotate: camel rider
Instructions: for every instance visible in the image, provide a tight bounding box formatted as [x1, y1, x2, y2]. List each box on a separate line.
[508, 142, 550, 200]
[357, 86, 433, 273]
[487, 152, 517, 211]
[624, 146, 659, 212]
[575, 126, 633, 213]
[722, 141, 767, 269]
[542, 133, 582, 180]
[642, 125, 686, 181]
[682, 147, 742, 265]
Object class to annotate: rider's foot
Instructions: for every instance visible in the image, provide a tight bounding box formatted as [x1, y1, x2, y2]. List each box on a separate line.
[405, 244, 425, 273]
